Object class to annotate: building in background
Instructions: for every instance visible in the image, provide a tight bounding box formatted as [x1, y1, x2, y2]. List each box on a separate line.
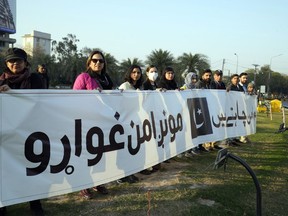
[0, 0, 16, 51]
[22, 30, 51, 56]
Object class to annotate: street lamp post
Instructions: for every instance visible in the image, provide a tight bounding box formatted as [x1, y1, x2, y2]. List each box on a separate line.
[234, 53, 238, 73]
[268, 54, 283, 96]
[252, 64, 259, 87]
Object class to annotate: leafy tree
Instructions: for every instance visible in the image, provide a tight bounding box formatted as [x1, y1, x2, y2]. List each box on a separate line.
[105, 53, 120, 86]
[175, 52, 210, 85]
[176, 52, 210, 76]
[119, 58, 144, 75]
[51, 34, 83, 86]
[145, 49, 174, 77]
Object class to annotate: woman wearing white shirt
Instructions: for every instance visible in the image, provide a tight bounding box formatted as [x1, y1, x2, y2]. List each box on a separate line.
[119, 65, 143, 90]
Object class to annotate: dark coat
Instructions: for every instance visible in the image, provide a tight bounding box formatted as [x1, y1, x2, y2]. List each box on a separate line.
[0, 71, 44, 89]
[210, 81, 226, 90]
[195, 79, 211, 89]
[143, 79, 158, 90]
[226, 83, 244, 92]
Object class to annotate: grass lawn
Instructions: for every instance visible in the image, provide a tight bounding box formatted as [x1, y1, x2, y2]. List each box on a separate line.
[6, 112, 288, 216]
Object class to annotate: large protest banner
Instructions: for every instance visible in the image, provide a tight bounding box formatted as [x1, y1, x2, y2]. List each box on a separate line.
[0, 89, 257, 207]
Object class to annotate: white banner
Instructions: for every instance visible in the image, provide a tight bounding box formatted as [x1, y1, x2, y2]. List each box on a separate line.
[0, 89, 257, 207]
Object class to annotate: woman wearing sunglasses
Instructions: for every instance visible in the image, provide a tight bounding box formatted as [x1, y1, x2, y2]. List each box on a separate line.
[73, 50, 114, 199]
[73, 50, 114, 90]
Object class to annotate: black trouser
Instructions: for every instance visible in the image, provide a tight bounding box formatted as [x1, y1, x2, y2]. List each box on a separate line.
[0, 199, 42, 215]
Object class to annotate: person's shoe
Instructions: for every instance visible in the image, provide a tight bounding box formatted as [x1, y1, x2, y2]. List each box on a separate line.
[198, 145, 209, 152]
[190, 148, 200, 155]
[151, 164, 161, 172]
[230, 141, 241, 146]
[116, 178, 125, 184]
[214, 145, 223, 150]
[130, 174, 139, 182]
[0, 207, 7, 216]
[139, 169, 152, 175]
[80, 189, 92, 199]
[184, 152, 194, 158]
[93, 185, 108, 195]
[208, 146, 215, 151]
[117, 175, 138, 184]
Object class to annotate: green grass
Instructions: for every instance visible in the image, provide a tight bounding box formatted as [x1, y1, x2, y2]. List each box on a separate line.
[5, 112, 288, 215]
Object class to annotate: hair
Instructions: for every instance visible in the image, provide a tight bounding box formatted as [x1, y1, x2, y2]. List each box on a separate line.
[146, 65, 157, 73]
[247, 82, 255, 88]
[162, 66, 174, 78]
[159, 66, 178, 90]
[85, 50, 106, 73]
[230, 73, 239, 80]
[239, 72, 248, 77]
[124, 64, 143, 89]
[201, 68, 212, 76]
[214, 69, 223, 75]
[145, 65, 157, 80]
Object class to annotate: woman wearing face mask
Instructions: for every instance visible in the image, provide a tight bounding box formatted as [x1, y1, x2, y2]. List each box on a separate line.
[143, 65, 158, 90]
[142, 65, 162, 172]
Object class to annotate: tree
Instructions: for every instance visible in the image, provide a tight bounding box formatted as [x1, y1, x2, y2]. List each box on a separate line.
[175, 52, 210, 85]
[145, 49, 174, 77]
[105, 53, 120, 86]
[119, 58, 144, 75]
[51, 34, 83, 86]
[176, 52, 210, 76]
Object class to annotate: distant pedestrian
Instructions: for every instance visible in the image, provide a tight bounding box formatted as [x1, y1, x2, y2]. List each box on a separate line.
[36, 64, 49, 89]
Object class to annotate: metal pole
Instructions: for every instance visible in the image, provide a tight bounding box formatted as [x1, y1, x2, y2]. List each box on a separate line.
[252, 64, 259, 87]
[234, 53, 238, 73]
[222, 59, 225, 73]
[268, 54, 283, 96]
[228, 153, 262, 216]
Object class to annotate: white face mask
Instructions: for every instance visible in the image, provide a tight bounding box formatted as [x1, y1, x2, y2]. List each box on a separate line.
[148, 72, 158, 81]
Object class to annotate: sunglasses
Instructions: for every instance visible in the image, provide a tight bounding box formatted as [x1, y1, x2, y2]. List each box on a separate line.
[91, 59, 105, 64]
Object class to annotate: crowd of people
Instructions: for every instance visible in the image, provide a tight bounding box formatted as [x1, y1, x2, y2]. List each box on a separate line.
[0, 48, 255, 216]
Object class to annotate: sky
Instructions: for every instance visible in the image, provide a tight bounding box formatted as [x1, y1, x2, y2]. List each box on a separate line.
[12, 0, 288, 75]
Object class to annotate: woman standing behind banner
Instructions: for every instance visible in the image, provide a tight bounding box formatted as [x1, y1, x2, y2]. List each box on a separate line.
[0, 48, 44, 216]
[117, 65, 144, 183]
[118, 64, 143, 90]
[73, 50, 114, 199]
[158, 66, 178, 90]
[142, 65, 162, 172]
[143, 65, 158, 90]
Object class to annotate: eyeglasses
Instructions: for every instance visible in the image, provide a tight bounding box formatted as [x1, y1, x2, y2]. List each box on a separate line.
[91, 59, 105, 64]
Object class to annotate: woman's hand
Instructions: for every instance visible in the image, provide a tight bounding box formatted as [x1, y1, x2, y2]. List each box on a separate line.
[0, 85, 11, 92]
